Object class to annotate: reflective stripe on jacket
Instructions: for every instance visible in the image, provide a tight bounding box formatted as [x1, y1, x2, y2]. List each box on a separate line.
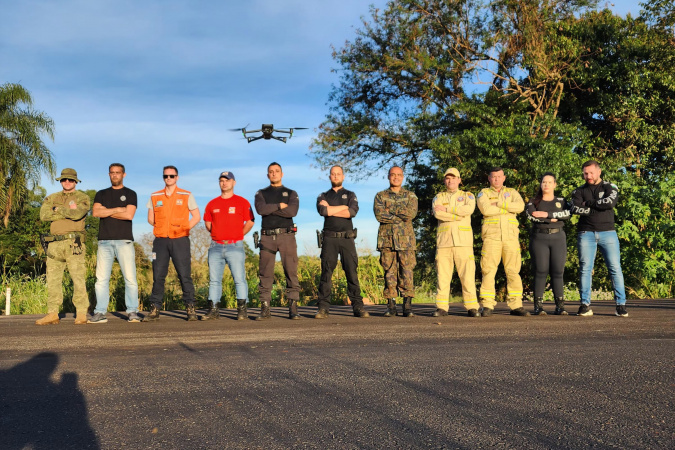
[151, 187, 191, 238]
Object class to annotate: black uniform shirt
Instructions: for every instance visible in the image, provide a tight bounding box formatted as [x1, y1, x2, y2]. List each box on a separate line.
[526, 196, 570, 230]
[316, 187, 358, 232]
[254, 185, 299, 229]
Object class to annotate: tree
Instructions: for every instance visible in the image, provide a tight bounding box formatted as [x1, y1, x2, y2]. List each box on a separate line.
[0, 186, 49, 276]
[311, 0, 597, 175]
[0, 83, 55, 227]
[313, 0, 675, 297]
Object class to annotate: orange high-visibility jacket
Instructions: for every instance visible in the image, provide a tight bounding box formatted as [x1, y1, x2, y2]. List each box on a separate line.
[150, 187, 191, 238]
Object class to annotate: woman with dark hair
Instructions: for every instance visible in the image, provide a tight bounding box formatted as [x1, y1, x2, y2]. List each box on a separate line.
[526, 172, 571, 315]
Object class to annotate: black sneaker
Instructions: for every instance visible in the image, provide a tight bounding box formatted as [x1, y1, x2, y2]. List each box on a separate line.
[87, 313, 107, 324]
[467, 309, 480, 318]
[314, 309, 329, 319]
[481, 308, 493, 317]
[509, 307, 530, 317]
[577, 304, 593, 316]
[615, 305, 628, 317]
[432, 309, 448, 317]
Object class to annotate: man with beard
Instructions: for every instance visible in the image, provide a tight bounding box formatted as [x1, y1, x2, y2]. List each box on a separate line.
[254, 162, 301, 320]
[315, 165, 369, 318]
[88, 163, 140, 323]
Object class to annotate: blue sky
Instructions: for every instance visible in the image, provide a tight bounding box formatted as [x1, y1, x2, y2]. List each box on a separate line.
[1, 0, 640, 254]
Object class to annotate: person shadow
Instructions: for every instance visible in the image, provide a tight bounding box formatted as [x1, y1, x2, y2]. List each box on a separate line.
[0, 352, 100, 449]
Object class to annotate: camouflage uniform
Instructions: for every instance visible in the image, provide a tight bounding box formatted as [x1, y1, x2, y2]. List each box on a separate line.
[40, 189, 91, 314]
[476, 186, 525, 310]
[374, 187, 418, 298]
[433, 189, 479, 311]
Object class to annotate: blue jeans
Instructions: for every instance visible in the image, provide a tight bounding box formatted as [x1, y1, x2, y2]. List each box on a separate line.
[208, 240, 248, 303]
[578, 231, 626, 306]
[94, 240, 139, 314]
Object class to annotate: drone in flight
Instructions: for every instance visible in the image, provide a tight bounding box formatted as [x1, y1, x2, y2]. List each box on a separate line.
[230, 124, 308, 143]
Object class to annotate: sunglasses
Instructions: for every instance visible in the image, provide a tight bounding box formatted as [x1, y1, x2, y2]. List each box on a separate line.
[163, 174, 177, 179]
[61, 178, 76, 183]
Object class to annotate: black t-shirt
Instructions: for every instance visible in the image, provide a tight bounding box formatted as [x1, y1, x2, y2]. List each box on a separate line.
[94, 186, 137, 240]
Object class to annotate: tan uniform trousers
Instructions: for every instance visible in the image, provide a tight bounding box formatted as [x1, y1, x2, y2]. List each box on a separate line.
[480, 238, 523, 309]
[435, 247, 479, 311]
[46, 239, 89, 314]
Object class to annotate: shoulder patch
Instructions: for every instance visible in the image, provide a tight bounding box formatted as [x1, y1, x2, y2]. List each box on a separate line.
[468, 194, 474, 199]
[477, 192, 483, 198]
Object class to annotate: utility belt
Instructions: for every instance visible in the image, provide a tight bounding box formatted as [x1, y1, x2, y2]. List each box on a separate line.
[323, 229, 358, 239]
[532, 228, 562, 234]
[40, 232, 84, 259]
[261, 226, 296, 236]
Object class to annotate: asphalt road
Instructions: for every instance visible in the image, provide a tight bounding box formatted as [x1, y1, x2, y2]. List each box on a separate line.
[1, 300, 673, 449]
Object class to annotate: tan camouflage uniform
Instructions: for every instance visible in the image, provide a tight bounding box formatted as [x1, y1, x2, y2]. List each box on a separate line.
[477, 186, 525, 310]
[374, 187, 418, 298]
[40, 190, 90, 314]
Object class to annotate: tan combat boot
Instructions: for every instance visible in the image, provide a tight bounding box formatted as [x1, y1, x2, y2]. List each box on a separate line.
[74, 311, 88, 325]
[35, 312, 60, 325]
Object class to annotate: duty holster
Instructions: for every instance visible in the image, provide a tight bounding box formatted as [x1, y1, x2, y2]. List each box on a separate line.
[253, 230, 276, 255]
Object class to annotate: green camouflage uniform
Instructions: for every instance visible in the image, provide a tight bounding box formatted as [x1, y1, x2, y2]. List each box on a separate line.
[40, 190, 90, 314]
[374, 187, 418, 298]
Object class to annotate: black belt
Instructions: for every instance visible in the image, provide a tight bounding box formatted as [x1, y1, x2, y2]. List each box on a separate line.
[323, 229, 357, 239]
[261, 227, 295, 236]
[533, 228, 562, 234]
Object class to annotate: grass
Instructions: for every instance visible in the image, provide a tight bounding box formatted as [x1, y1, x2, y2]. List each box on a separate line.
[2, 255, 617, 315]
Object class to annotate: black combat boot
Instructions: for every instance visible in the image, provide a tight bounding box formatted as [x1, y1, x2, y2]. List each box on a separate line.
[237, 299, 248, 320]
[533, 297, 547, 315]
[383, 298, 397, 317]
[255, 301, 271, 321]
[402, 297, 415, 317]
[288, 300, 300, 320]
[353, 307, 370, 318]
[186, 304, 198, 321]
[202, 301, 220, 320]
[554, 297, 568, 315]
[142, 305, 160, 322]
[510, 307, 530, 316]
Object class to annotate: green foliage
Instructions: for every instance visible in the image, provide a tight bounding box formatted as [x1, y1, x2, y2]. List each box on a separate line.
[0, 83, 55, 227]
[614, 174, 675, 298]
[312, 0, 675, 299]
[0, 186, 49, 276]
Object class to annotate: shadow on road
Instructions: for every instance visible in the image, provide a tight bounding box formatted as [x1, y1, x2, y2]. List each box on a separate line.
[0, 352, 100, 449]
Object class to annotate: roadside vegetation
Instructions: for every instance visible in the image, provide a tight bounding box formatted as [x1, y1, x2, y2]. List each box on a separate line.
[2, 1, 674, 314]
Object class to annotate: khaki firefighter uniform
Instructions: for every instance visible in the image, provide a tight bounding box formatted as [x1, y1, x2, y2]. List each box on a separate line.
[477, 186, 525, 310]
[433, 190, 479, 311]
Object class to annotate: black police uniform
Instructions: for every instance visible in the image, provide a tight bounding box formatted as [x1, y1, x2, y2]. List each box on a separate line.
[526, 196, 570, 300]
[316, 187, 365, 313]
[254, 185, 300, 317]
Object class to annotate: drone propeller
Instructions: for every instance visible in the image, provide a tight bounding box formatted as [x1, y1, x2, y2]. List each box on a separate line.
[228, 124, 250, 132]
